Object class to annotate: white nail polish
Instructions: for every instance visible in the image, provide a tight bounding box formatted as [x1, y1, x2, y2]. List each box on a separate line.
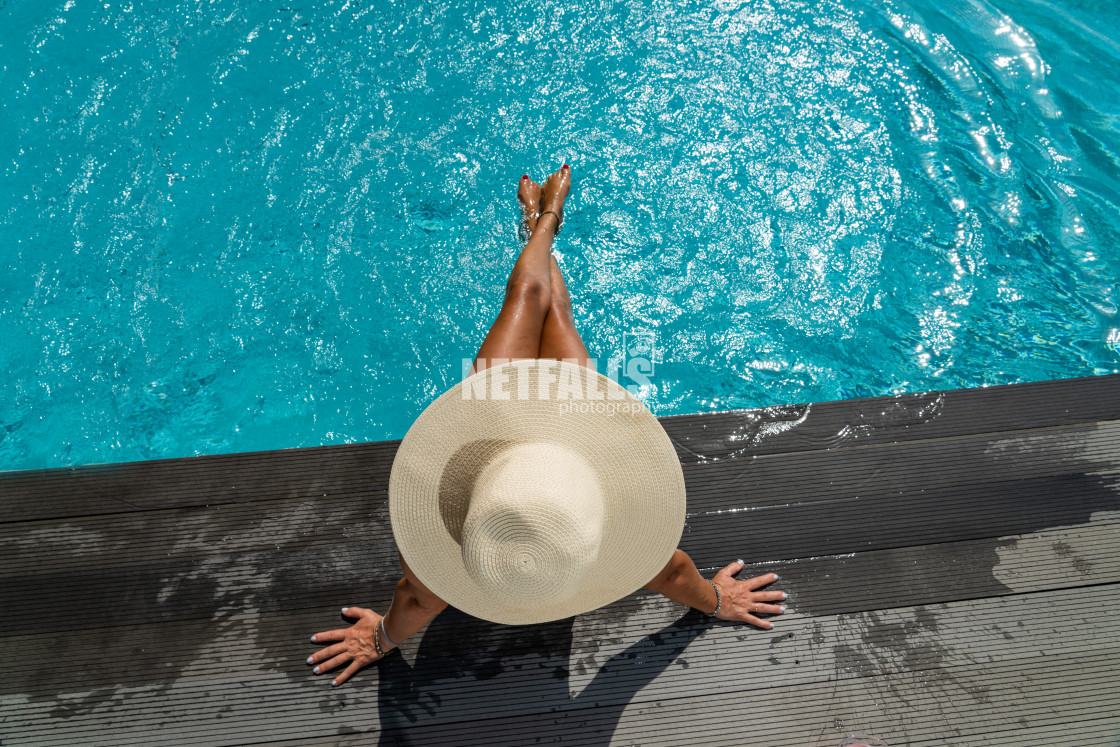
[310, 636, 317, 643]
[307, 656, 313, 664]
[313, 666, 320, 674]
[331, 680, 339, 687]
[341, 607, 348, 613]
[772, 574, 780, 581]
[782, 592, 788, 600]
[736, 558, 744, 565]
[779, 605, 787, 613]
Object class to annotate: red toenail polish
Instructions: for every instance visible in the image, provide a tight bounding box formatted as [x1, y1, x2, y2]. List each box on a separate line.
[562, 164, 569, 169]
[521, 175, 528, 180]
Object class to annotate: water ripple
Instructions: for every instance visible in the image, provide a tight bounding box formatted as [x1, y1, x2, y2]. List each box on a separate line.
[0, 0, 1118, 469]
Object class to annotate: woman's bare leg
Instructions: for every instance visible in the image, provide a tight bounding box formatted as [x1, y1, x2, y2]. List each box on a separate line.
[472, 166, 570, 373]
[539, 255, 595, 371]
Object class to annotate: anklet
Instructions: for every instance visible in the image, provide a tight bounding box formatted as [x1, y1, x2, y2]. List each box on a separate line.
[539, 210, 562, 234]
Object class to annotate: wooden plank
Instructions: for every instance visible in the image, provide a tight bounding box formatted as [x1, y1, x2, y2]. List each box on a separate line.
[2, 551, 1115, 709]
[0, 492, 393, 576]
[681, 470, 1120, 571]
[660, 373, 1120, 463]
[4, 532, 1117, 696]
[575, 655, 1117, 747]
[683, 419, 1120, 513]
[3, 423, 1118, 578]
[249, 714, 1120, 747]
[0, 543, 399, 636]
[250, 650, 1120, 746]
[2, 418, 1116, 559]
[0, 440, 400, 523]
[907, 716, 1120, 746]
[2, 503, 1117, 639]
[3, 588, 1116, 746]
[6, 461, 1118, 581]
[6, 573, 1111, 703]
[727, 518, 1120, 616]
[2, 375, 1117, 523]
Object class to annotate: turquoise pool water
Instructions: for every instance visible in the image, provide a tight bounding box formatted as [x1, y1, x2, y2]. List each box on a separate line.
[1, 0, 1118, 471]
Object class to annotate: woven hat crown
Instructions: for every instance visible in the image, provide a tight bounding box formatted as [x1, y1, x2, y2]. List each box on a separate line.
[461, 442, 604, 605]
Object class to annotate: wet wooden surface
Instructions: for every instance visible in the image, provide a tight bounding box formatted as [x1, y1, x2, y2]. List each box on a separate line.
[2, 374, 1119, 746]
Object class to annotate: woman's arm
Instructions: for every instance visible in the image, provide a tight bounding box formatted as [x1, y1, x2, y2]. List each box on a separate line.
[382, 553, 449, 644]
[645, 549, 786, 629]
[306, 553, 448, 687]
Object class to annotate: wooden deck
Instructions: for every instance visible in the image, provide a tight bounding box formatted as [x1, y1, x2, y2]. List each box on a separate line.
[2, 374, 1119, 746]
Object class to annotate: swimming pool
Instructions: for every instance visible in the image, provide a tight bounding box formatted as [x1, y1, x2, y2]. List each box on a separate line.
[1, 0, 1118, 472]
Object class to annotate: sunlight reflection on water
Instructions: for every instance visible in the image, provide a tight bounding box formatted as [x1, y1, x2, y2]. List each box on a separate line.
[1, 0, 1118, 469]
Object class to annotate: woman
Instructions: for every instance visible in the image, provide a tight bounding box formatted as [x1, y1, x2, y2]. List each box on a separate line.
[306, 165, 787, 687]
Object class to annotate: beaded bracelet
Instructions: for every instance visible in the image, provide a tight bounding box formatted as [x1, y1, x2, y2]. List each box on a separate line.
[706, 579, 722, 617]
[373, 623, 385, 656]
[374, 616, 399, 657]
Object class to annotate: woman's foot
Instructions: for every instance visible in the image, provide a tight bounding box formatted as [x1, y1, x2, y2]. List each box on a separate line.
[518, 175, 543, 241]
[538, 164, 570, 236]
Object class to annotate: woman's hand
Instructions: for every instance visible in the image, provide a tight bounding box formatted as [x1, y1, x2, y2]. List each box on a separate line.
[306, 606, 392, 687]
[711, 561, 787, 629]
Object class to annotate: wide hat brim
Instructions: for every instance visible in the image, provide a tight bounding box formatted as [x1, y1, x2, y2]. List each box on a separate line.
[389, 360, 686, 625]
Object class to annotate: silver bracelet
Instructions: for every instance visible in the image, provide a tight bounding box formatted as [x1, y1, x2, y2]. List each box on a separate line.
[379, 615, 400, 648]
[706, 579, 722, 616]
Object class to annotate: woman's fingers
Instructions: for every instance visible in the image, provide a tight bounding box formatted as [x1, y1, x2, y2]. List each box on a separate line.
[713, 560, 744, 581]
[753, 590, 788, 603]
[332, 660, 365, 688]
[744, 573, 779, 590]
[310, 628, 346, 644]
[315, 653, 351, 674]
[341, 605, 369, 618]
[752, 602, 786, 615]
[307, 642, 347, 666]
[742, 612, 774, 630]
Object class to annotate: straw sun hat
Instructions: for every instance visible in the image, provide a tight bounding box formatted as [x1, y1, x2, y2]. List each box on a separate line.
[389, 359, 686, 625]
